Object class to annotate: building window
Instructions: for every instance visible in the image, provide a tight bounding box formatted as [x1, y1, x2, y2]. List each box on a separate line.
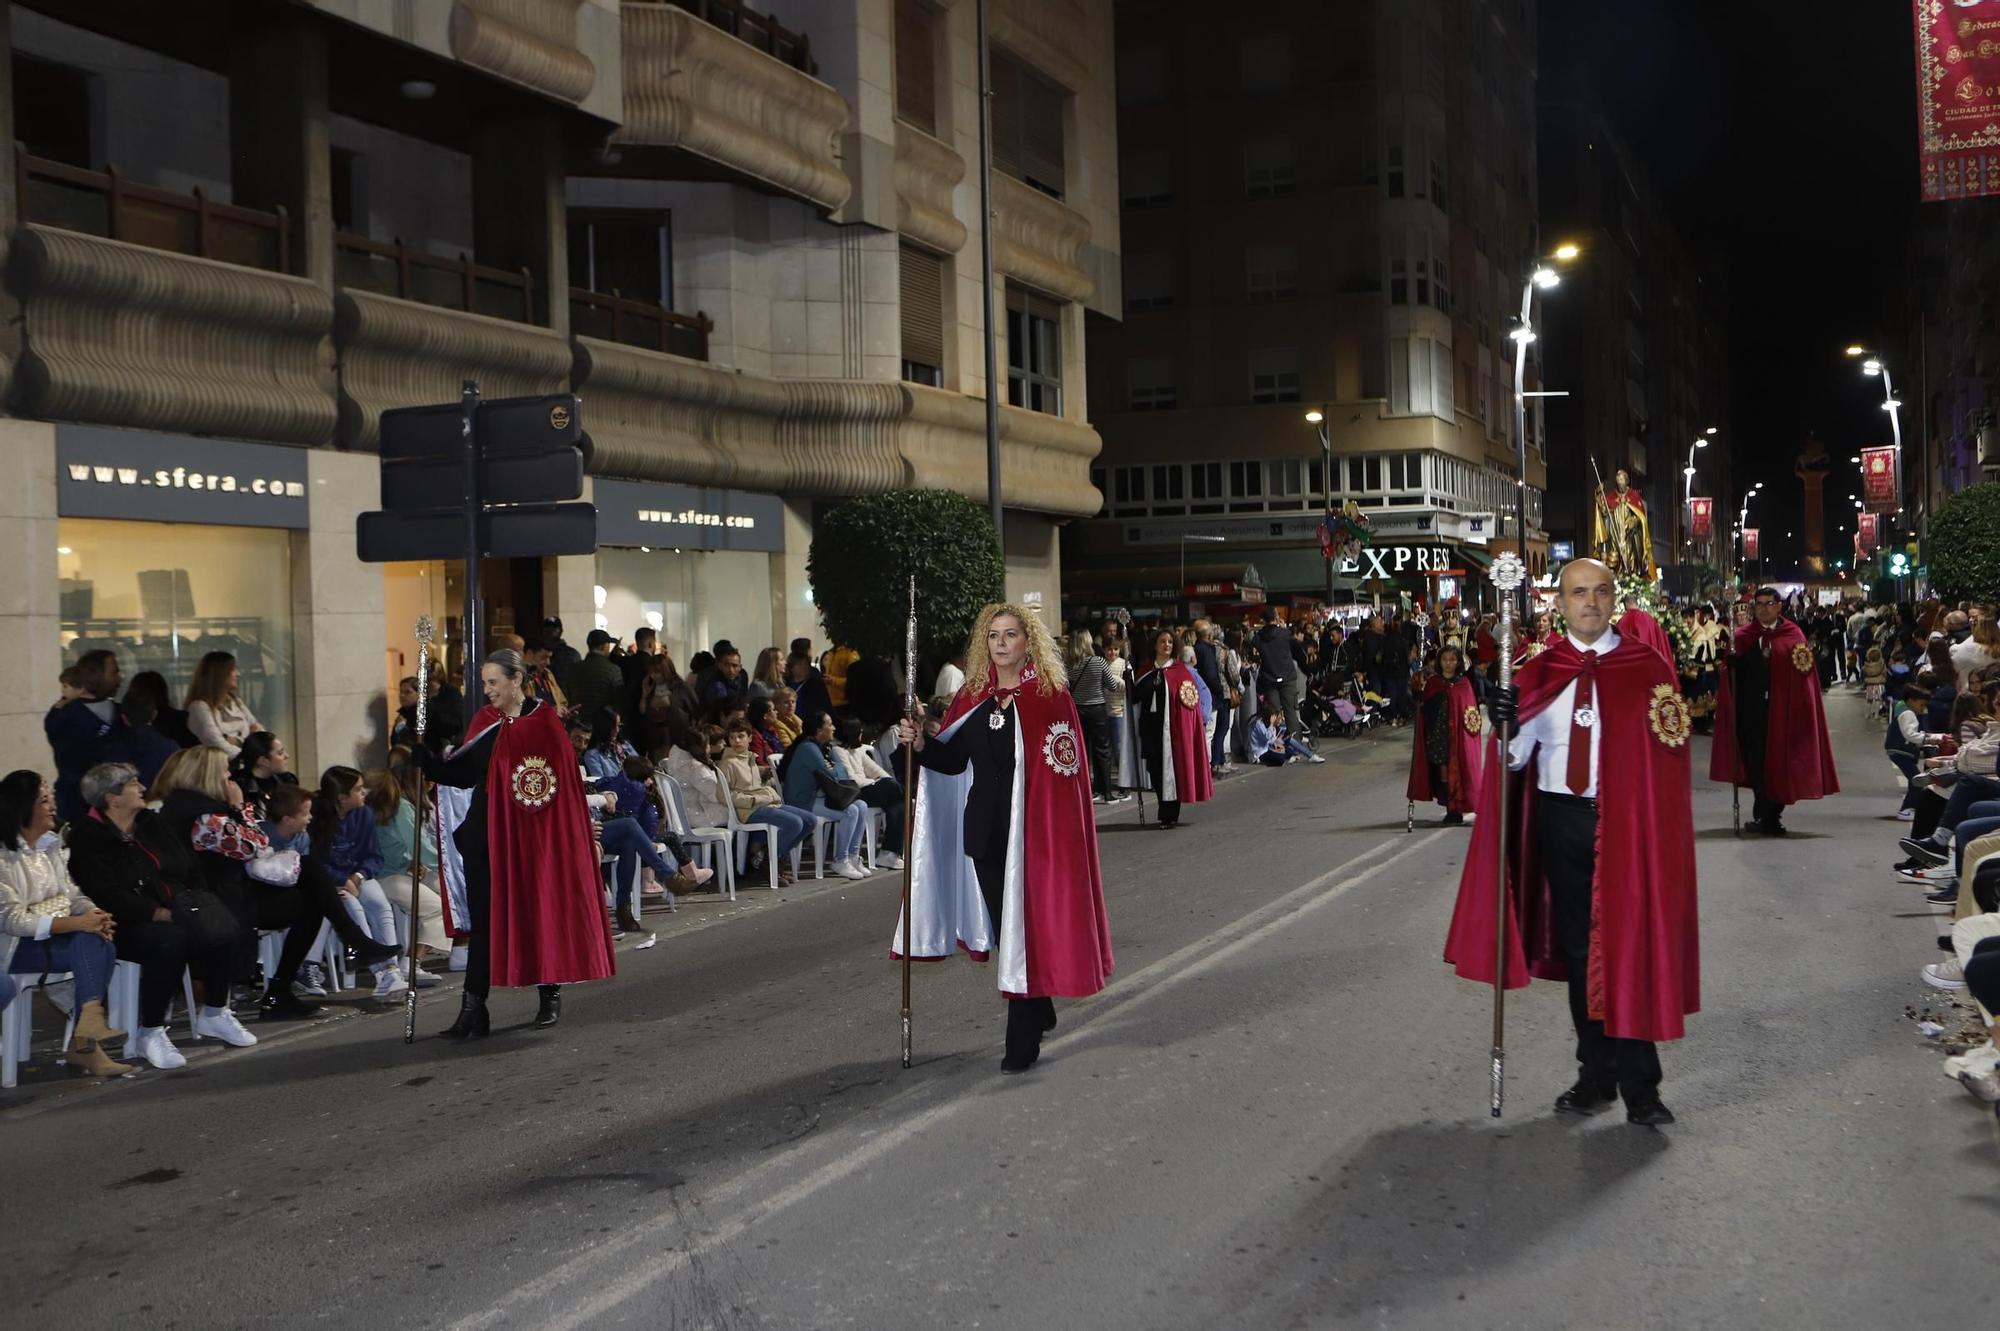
[1111, 464, 1145, 512]
[1227, 460, 1264, 512]
[1237, 33, 1293, 95]
[1387, 452, 1425, 490]
[1007, 290, 1062, 415]
[1150, 463, 1185, 515]
[1347, 456, 1383, 495]
[1431, 252, 1450, 315]
[894, 0, 939, 136]
[568, 209, 672, 305]
[1125, 353, 1176, 411]
[1268, 458, 1305, 511]
[1245, 243, 1298, 302]
[1389, 253, 1408, 306]
[1428, 149, 1449, 215]
[991, 50, 1066, 200]
[899, 243, 946, 387]
[1248, 346, 1300, 403]
[14, 53, 94, 168]
[1385, 128, 1405, 197]
[1244, 136, 1296, 197]
[1124, 253, 1175, 310]
[1190, 462, 1223, 514]
[1120, 146, 1172, 209]
[1116, 45, 1168, 105]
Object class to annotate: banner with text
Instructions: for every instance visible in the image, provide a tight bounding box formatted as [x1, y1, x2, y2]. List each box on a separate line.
[1915, 0, 2000, 201]
[1690, 497, 1714, 541]
[1862, 446, 1900, 512]
[1857, 511, 1880, 554]
[1743, 527, 1760, 562]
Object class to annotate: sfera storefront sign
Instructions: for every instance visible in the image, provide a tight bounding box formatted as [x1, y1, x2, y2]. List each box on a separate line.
[594, 479, 784, 552]
[56, 425, 309, 529]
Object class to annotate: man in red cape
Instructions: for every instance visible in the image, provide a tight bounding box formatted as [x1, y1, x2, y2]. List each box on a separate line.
[1710, 585, 1839, 835]
[1444, 559, 1698, 1125]
[422, 649, 615, 1037]
[893, 603, 1113, 1073]
[1408, 644, 1483, 825]
[1129, 627, 1213, 828]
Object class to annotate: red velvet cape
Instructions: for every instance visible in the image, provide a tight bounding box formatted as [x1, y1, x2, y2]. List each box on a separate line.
[466, 702, 617, 987]
[1616, 609, 1677, 681]
[1134, 660, 1214, 804]
[893, 665, 1114, 998]
[1442, 636, 1700, 1042]
[1708, 618, 1840, 802]
[1407, 672, 1483, 813]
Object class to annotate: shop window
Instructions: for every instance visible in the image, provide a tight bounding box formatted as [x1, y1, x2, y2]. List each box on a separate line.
[899, 243, 946, 387]
[991, 50, 1066, 200]
[1245, 136, 1296, 197]
[1249, 346, 1300, 403]
[894, 0, 939, 136]
[58, 519, 296, 748]
[1006, 290, 1063, 415]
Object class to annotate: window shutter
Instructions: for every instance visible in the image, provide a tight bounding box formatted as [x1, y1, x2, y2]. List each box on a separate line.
[899, 244, 945, 371]
[1023, 73, 1066, 196]
[894, 0, 937, 135]
[989, 52, 1022, 180]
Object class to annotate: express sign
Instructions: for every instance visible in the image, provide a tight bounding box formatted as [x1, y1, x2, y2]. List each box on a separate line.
[1338, 545, 1462, 578]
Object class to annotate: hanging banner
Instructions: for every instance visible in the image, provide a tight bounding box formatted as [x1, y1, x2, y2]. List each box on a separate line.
[1914, 0, 2000, 201]
[1743, 528, 1760, 561]
[1857, 511, 1880, 553]
[1689, 497, 1714, 541]
[1861, 445, 1900, 512]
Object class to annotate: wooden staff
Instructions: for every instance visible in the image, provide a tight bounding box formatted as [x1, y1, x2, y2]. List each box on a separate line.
[1115, 609, 1145, 826]
[1488, 552, 1527, 1117]
[899, 576, 917, 1069]
[404, 614, 434, 1044]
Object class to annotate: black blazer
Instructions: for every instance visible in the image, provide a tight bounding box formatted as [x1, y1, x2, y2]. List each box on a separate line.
[915, 698, 1017, 862]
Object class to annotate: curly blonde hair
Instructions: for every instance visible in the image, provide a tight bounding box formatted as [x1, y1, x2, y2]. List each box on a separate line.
[960, 602, 1067, 696]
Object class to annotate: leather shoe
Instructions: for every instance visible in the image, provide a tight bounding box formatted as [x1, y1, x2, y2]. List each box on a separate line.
[1625, 1097, 1676, 1126]
[1553, 1078, 1618, 1114]
[259, 990, 321, 1021]
[534, 985, 561, 1028]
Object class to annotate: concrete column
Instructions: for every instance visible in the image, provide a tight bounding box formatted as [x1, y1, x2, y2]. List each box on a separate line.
[542, 554, 598, 638]
[0, 3, 21, 366]
[227, 16, 335, 287]
[473, 116, 570, 334]
[292, 449, 387, 776]
[0, 421, 61, 767]
[1003, 511, 1061, 624]
[770, 497, 821, 650]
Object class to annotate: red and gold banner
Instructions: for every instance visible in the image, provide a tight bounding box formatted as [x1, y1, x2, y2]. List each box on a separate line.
[1915, 0, 2000, 201]
[1857, 511, 1880, 554]
[1690, 497, 1714, 541]
[1743, 528, 1760, 562]
[1862, 446, 1900, 512]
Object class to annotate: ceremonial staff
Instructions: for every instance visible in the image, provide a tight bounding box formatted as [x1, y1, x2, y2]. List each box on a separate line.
[1407, 610, 1433, 833]
[899, 576, 918, 1069]
[404, 614, 434, 1044]
[1487, 551, 1527, 1116]
[1115, 609, 1145, 826]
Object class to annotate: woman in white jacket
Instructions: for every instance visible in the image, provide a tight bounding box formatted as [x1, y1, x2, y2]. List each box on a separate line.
[1950, 615, 2000, 683]
[184, 651, 260, 756]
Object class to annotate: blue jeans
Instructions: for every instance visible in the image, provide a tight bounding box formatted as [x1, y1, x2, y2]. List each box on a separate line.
[809, 798, 866, 860]
[1952, 804, 2000, 875]
[1887, 750, 1921, 811]
[1939, 776, 2000, 836]
[600, 816, 678, 909]
[745, 804, 812, 860]
[8, 931, 116, 1005]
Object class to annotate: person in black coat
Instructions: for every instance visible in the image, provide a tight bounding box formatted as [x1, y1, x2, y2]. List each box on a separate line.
[124, 670, 196, 749]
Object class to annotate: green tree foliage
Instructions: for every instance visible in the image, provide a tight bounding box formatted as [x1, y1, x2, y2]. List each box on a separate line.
[807, 489, 1007, 663]
[1928, 483, 2000, 603]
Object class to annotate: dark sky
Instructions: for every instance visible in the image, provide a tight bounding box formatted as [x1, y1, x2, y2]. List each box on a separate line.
[1539, 0, 1920, 572]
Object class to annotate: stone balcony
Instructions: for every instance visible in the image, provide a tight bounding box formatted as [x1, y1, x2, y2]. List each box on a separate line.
[894, 123, 968, 256]
[448, 0, 599, 105]
[991, 172, 1093, 303]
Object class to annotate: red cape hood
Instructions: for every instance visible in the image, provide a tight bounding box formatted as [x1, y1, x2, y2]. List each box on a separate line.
[1708, 618, 1840, 801]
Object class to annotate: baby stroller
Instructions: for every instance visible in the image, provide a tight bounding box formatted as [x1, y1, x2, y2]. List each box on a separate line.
[1332, 674, 1384, 738]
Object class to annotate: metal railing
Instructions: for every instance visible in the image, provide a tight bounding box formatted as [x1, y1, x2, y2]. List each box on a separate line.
[665, 0, 815, 73]
[335, 232, 535, 324]
[14, 144, 291, 274]
[569, 288, 712, 361]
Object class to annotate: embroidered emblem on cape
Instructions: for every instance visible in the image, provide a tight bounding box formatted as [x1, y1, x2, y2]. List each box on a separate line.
[1177, 679, 1199, 709]
[1041, 720, 1082, 777]
[1648, 684, 1692, 748]
[1790, 641, 1814, 674]
[510, 755, 557, 809]
[1461, 704, 1483, 736]
[988, 709, 1008, 730]
[1573, 705, 1597, 729]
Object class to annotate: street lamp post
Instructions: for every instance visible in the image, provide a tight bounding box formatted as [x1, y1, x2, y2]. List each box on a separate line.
[1683, 426, 1714, 554]
[1306, 408, 1335, 614]
[1508, 242, 1579, 615]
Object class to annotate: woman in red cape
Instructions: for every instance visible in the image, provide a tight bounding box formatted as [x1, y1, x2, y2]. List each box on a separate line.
[1710, 600, 1840, 814]
[1408, 644, 1484, 825]
[419, 649, 615, 1038]
[1129, 629, 1214, 828]
[894, 603, 1113, 1073]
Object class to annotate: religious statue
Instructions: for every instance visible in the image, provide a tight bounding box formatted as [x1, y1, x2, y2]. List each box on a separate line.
[1592, 466, 1658, 582]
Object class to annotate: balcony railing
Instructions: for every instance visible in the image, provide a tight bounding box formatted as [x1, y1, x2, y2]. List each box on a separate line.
[335, 233, 535, 325]
[14, 145, 291, 275]
[665, 0, 815, 73]
[569, 288, 712, 361]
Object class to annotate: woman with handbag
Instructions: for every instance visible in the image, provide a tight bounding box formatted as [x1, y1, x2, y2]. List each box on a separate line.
[66, 761, 245, 1068]
[779, 711, 870, 880]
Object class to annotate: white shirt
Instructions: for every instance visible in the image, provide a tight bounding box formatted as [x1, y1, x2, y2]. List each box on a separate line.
[1508, 629, 1621, 798]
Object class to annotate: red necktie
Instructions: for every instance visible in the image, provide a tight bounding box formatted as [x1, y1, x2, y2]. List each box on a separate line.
[1566, 655, 1597, 796]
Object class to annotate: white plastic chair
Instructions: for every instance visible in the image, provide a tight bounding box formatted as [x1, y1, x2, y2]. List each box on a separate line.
[722, 798, 782, 890]
[2, 971, 79, 1089]
[657, 774, 735, 900]
[807, 804, 875, 876]
[108, 960, 199, 1060]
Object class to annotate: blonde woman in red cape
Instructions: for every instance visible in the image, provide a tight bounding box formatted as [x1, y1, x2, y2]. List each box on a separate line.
[894, 604, 1114, 1074]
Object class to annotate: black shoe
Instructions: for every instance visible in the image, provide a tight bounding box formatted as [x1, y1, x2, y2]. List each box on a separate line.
[351, 937, 401, 967]
[1440, 812, 1465, 826]
[1900, 836, 1949, 864]
[1926, 887, 1961, 905]
[1042, 1006, 1058, 1035]
[534, 985, 561, 1029]
[440, 991, 489, 1040]
[1626, 1097, 1676, 1126]
[1000, 1052, 1035, 1074]
[1554, 1078, 1618, 1115]
[1760, 820, 1788, 837]
[1895, 858, 1922, 873]
[259, 989, 320, 1021]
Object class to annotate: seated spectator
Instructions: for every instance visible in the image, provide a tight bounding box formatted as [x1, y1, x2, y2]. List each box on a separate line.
[312, 766, 409, 997]
[184, 651, 260, 757]
[122, 689, 181, 788]
[717, 721, 811, 881]
[695, 643, 749, 711]
[573, 726, 709, 931]
[1249, 704, 1323, 766]
[637, 651, 696, 759]
[45, 648, 135, 824]
[667, 725, 799, 886]
[778, 711, 870, 880]
[833, 718, 904, 870]
[231, 731, 300, 821]
[749, 647, 785, 701]
[123, 670, 195, 749]
[366, 766, 444, 987]
[389, 676, 463, 755]
[582, 707, 642, 783]
[771, 688, 804, 747]
[748, 698, 788, 760]
[67, 761, 242, 1068]
[0, 769, 130, 1076]
[523, 638, 569, 714]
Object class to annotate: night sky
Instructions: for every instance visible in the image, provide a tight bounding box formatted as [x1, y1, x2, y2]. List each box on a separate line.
[1539, 0, 1920, 575]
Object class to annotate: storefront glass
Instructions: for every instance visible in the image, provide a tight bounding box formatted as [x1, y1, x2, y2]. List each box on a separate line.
[596, 547, 773, 663]
[58, 518, 297, 743]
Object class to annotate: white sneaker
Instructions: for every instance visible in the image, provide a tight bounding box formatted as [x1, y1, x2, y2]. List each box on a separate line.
[448, 944, 469, 972]
[876, 851, 904, 871]
[132, 1027, 188, 1070]
[1307, 753, 1327, 765]
[1922, 959, 1967, 989]
[372, 967, 411, 997]
[191, 1006, 258, 1048]
[833, 857, 868, 881]
[410, 966, 440, 989]
[292, 962, 328, 998]
[1943, 1040, 2000, 1080]
[1896, 808, 1916, 821]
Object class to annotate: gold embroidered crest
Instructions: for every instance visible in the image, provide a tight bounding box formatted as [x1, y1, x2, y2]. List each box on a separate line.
[1790, 641, 1814, 673]
[1648, 684, 1691, 748]
[1461, 704, 1483, 735]
[1178, 680, 1199, 709]
[510, 755, 557, 809]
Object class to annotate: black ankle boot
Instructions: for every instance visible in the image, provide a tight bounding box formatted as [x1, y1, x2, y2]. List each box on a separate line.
[441, 991, 489, 1040]
[534, 984, 561, 1028]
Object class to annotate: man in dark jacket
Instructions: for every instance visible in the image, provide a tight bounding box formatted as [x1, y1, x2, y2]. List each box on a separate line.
[1255, 610, 1306, 744]
[1191, 619, 1227, 774]
[568, 629, 627, 724]
[541, 616, 583, 696]
[45, 650, 136, 823]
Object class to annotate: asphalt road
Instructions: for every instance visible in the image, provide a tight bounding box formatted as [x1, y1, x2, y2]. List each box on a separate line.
[3, 685, 1994, 1330]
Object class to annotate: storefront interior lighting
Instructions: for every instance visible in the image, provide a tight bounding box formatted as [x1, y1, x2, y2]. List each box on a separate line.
[56, 545, 71, 555]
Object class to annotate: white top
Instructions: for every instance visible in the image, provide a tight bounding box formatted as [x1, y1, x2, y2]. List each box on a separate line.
[1507, 629, 1622, 799]
[1105, 655, 1130, 717]
[187, 698, 260, 754]
[933, 662, 965, 704]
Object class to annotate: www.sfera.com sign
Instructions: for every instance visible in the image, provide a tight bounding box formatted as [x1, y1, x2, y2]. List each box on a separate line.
[57, 424, 309, 529]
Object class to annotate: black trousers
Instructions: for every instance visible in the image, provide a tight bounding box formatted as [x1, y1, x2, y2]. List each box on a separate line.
[1739, 728, 1786, 825]
[856, 778, 906, 848]
[1076, 702, 1113, 800]
[115, 919, 235, 1025]
[461, 856, 557, 1003]
[1538, 792, 1663, 1099]
[973, 855, 1053, 1059]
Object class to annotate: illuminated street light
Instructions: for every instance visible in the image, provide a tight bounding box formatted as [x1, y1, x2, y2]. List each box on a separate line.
[1553, 243, 1581, 261]
[1533, 267, 1560, 289]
